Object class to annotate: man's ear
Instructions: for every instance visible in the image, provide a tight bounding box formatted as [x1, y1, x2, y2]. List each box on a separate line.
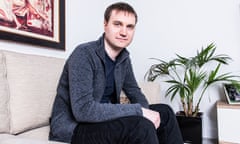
[104, 20, 107, 26]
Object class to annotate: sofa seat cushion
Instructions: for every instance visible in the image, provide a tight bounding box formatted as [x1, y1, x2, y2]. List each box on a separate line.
[17, 126, 50, 141]
[2, 50, 65, 134]
[0, 134, 16, 141]
[0, 133, 66, 144]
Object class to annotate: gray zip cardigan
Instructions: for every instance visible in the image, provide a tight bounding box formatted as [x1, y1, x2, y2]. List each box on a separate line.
[49, 34, 149, 143]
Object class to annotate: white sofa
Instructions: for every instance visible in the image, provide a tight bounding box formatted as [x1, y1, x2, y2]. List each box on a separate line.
[0, 50, 161, 144]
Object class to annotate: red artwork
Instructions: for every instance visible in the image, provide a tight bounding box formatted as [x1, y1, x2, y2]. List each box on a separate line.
[0, 0, 53, 37]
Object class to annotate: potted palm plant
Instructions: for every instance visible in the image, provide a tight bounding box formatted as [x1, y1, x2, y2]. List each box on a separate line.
[145, 43, 238, 143]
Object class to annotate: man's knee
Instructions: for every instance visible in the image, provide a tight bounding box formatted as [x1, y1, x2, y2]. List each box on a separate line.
[127, 116, 158, 143]
[150, 104, 175, 115]
[122, 116, 155, 130]
[137, 116, 156, 130]
[149, 104, 177, 125]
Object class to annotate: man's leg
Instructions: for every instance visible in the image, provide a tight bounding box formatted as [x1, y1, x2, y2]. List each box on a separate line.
[71, 116, 159, 144]
[150, 104, 183, 144]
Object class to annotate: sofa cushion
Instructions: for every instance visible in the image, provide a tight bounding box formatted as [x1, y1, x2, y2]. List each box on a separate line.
[0, 51, 10, 133]
[18, 126, 50, 141]
[139, 82, 161, 104]
[0, 133, 67, 144]
[120, 82, 161, 104]
[3, 50, 65, 134]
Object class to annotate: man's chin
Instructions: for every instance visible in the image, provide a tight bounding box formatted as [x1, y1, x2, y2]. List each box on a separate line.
[113, 46, 125, 51]
[106, 39, 129, 50]
[116, 43, 130, 49]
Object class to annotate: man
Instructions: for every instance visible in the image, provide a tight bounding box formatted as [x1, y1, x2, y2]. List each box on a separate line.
[49, 2, 183, 144]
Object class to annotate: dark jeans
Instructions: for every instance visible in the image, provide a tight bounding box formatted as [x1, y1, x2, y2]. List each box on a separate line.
[71, 104, 183, 144]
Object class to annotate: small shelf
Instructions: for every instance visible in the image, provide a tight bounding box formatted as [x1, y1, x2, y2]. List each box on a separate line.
[217, 101, 240, 143]
[217, 101, 240, 109]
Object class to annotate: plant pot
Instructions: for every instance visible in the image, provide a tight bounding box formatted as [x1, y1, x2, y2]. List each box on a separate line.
[176, 111, 203, 144]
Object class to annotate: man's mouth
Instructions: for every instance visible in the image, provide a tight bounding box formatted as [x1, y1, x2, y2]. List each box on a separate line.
[116, 38, 127, 42]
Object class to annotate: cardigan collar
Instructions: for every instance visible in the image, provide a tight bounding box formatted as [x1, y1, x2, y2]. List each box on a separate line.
[95, 33, 130, 65]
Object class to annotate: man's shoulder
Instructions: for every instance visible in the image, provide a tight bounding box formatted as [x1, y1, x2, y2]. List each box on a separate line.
[74, 36, 103, 53]
[67, 37, 103, 63]
[76, 41, 97, 51]
[70, 42, 96, 59]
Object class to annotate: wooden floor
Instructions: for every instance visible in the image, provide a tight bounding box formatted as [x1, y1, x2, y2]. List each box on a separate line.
[203, 139, 217, 144]
[184, 138, 217, 144]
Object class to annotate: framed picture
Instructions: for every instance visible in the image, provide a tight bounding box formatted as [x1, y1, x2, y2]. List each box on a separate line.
[0, 0, 65, 50]
[223, 83, 240, 105]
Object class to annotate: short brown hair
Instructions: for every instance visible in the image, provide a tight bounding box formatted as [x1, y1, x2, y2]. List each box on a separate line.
[104, 2, 138, 24]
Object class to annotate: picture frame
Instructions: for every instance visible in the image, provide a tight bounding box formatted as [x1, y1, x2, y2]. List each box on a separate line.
[223, 83, 240, 105]
[0, 0, 65, 50]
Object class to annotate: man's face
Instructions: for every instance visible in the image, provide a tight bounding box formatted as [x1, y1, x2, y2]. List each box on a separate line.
[104, 10, 136, 51]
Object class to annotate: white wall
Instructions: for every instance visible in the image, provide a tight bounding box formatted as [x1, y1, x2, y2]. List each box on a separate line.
[1, 0, 240, 139]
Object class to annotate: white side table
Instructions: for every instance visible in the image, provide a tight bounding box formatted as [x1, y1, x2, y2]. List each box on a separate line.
[217, 101, 240, 144]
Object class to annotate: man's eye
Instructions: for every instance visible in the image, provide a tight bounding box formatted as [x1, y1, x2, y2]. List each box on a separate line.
[114, 23, 121, 26]
[127, 25, 135, 30]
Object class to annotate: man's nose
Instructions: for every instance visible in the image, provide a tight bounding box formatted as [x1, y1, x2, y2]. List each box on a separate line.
[120, 27, 127, 36]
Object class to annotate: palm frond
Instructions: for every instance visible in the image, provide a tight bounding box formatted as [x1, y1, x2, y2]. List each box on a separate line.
[145, 43, 239, 117]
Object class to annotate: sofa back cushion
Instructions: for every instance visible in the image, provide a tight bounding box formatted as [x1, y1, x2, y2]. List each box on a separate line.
[120, 82, 161, 104]
[0, 51, 10, 133]
[139, 82, 161, 104]
[2, 50, 65, 134]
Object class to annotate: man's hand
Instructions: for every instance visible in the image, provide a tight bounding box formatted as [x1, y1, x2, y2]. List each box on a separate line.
[141, 107, 160, 129]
